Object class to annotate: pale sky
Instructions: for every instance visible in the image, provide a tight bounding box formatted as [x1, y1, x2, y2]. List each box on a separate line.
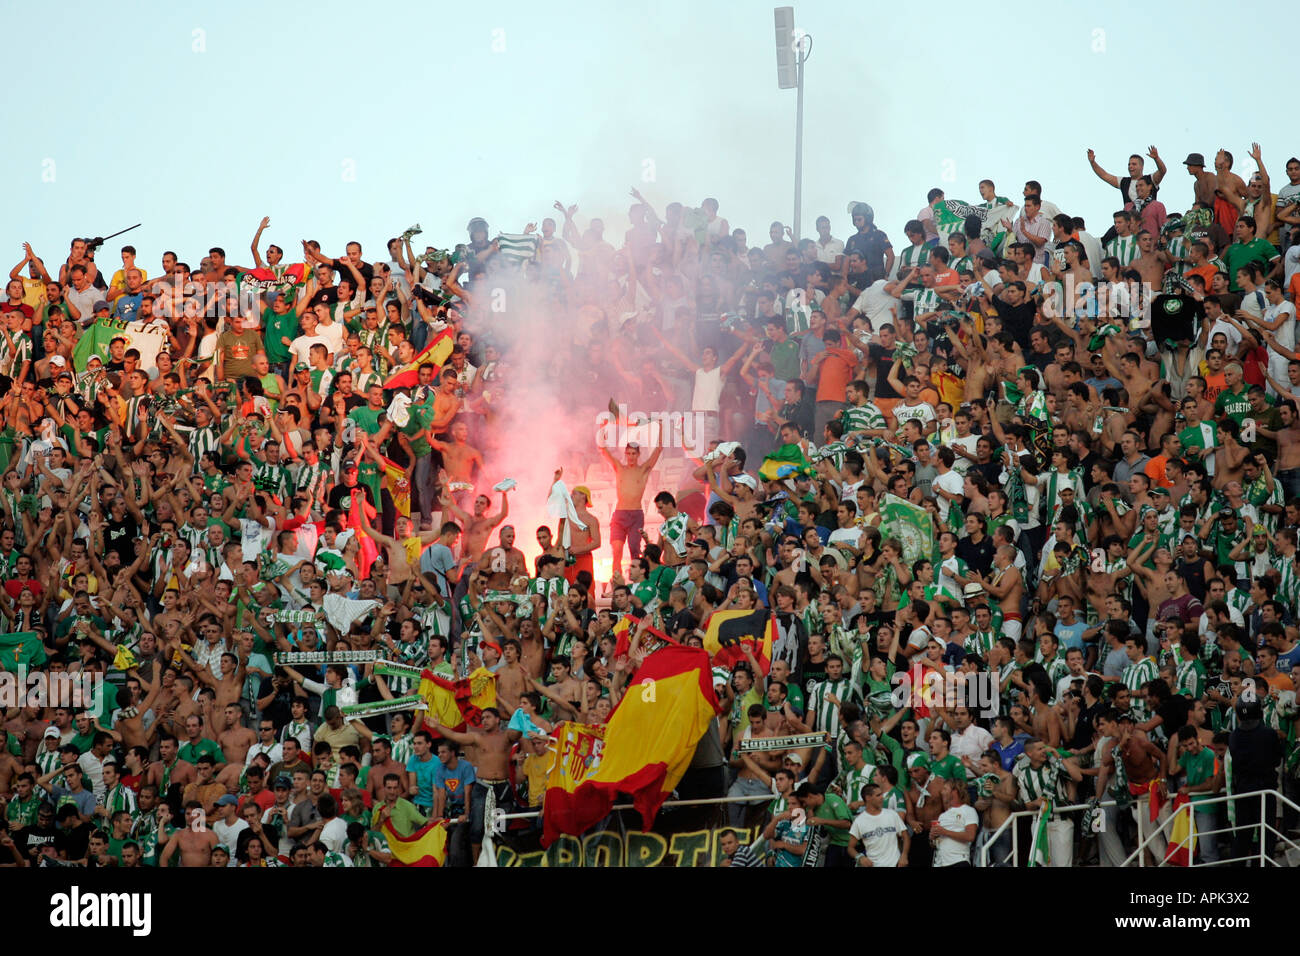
[4, 0, 1293, 270]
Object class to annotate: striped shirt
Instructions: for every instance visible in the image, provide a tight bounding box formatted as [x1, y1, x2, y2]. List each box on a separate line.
[841, 763, 877, 807]
[254, 460, 291, 500]
[841, 402, 886, 435]
[188, 425, 220, 465]
[964, 630, 998, 659]
[1122, 656, 1159, 719]
[658, 512, 690, 556]
[807, 676, 852, 737]
[1105, 234, 1140, 268]
[496, 233, 540, 267]
[1175, 656, 1207, 699]
[1014, 756, 1065, 803]
[0, 333, 32, 376]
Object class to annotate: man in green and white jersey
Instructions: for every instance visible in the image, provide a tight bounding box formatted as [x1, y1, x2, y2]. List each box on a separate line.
[1120, 634, 1160, 721]
[1105, 210, 1141, 267]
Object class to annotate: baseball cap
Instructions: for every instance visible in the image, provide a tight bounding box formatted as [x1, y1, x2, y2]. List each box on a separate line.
[273, 775, 292, 789]
[733, 473, 758, 491]
[784, 752, 804, 766]
[215, 795, 239, 806]
[689, 538, 710, 550]
[49, 355, 66, 367]
[1218, 508, 1235, 518]
[43, 726, 61, 739]
[93, 300, 110, 312]
[295, 362, 309, 372]
[1183, 153, 1206, 167]
[343, 460, 359, 473]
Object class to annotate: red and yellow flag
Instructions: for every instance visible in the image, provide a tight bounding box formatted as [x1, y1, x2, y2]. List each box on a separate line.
[383, 818, 448, 867]
[380, 455, 411, 516]
[384, 328, 455, 389]
[701, 608, 774, 676]
[417, 667, 497, 733]
[541, 645, 721, 846]
[1163, 793, 1196, 866]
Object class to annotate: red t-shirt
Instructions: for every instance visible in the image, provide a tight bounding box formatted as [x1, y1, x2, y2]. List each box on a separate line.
[3, 579, 43, 602]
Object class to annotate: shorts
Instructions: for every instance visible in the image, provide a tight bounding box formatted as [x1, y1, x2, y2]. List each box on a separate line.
[610, 509, 645, 557]
[1002, 615, 1022, 641]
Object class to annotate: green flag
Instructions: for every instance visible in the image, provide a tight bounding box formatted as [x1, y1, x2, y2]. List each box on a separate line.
[71, 318, 122, 371]
[878, 493, 936, 565]
[1029, 798, 1052, 867]
[759, 444, 814, 481]
[0, 631, 47, 671]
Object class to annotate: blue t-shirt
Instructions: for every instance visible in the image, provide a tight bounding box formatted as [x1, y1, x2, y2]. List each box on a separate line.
[114, 293, 143, 320]
[419, 543, 457, 598]
[1276, 644, 1300, 674]
[432, 759, 477, 813]
[405, 753, 440, 808]
[992, 738, 1025, 771]
[1054, 620, 1089, 651]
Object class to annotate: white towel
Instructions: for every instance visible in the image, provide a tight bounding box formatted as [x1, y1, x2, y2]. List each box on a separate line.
[546, 479, 587, 548]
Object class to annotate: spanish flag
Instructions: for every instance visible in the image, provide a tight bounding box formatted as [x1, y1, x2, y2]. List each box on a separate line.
[384, 328, 455, 389]
[383, 818, 448, 867]
[541, 645, 721, 846]
[700, 609, 773, 676]
[1163, 793, 1196, 866]
[380, 455, 411, 516]
[417, 667, 498, 733]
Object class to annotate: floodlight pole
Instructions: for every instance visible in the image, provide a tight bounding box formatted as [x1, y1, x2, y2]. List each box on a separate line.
[792, 33, 811, 242]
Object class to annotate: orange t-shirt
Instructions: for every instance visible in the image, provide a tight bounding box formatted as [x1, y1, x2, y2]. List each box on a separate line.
[1186, 264, 1217, 292]
[815, 346, 857, 403]
[1144, 455, 1174, 489]
[1202, 371, 1227, 405]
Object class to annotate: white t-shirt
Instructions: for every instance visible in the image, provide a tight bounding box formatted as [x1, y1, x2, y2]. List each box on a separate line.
[932, 468, 965, 521]
[816, 237, 845, 264]
[827, 527, 862, 550]
[933, 803, 979, 866]
[851, 280, 900, 326]
[692, 367, 723, 413]
[212, 817, 250, 865]
[320, 816, 349, 853]
[289, 334, 331, 370]
[893, 401, 935, 437]
[946, 433, 979, 475]
[849, 807, 907, 867]
[316, 319, 347, 357]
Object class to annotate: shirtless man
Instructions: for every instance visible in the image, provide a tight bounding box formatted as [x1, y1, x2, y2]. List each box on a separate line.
[477, 525, 527, 578]
[1130, 231, 1170, 289]
[429, 421, 483, 492]
[494, 640, 531, 714]
[1213, 149, 1249, 231]
[359, 512, 440, 585]
[973, 545, 1025, 640]
[973, 750, 1019, 865]
[533, 657, 584, 721]
[180, 648, 248, 714]
[113, 674, 162, 751]
[561, 484, 602, 593]
[146, 734, 196, 802]
[427, 708, 519, 860]
[516, 616, 547, 680]
[903, 755, 946, 866]
[439, 488, 509, 565]
[216, 703, 256, 767]
[727, 705, 781, 828]
[600, 440, 663, 574]
[160, 803, 220, 867]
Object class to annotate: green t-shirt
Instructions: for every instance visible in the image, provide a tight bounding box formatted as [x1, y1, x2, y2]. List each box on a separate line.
[1223, 238, 1277, 292]
[929, 753, 967, 784]
[263, 307, 300, 364]
[818, 790, 855, 847]
[400, 400, 437, 458]
[1179, 746, 1217, 803]
[1213, 385, 1251, 426]
[178, 738, 226, 766]
[348, 406, 384, 436]
[371, 798, 428, 837]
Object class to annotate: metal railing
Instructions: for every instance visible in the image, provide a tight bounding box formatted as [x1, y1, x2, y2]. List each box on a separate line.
[977, 788, 1297, 867]
[490, 792, 775, 829]
[1121, 789, 1300, 868]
